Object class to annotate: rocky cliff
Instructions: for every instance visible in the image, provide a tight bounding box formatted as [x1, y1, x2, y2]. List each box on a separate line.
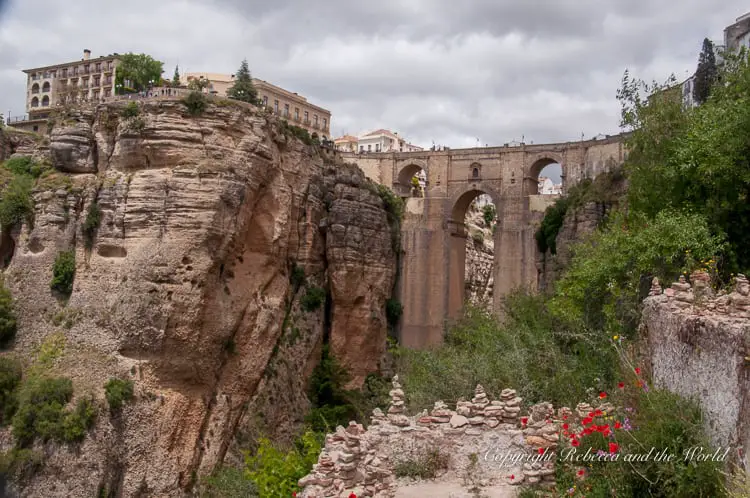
[0, 99, 397, 497]
[464, 199, 494, 309]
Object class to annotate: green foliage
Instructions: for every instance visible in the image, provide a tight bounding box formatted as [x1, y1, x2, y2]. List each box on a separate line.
[278, 120, 314, 145]
[200, 466, 258, 498]
[374, 183, 404, 221]
[0, 281, 18, 348]
[11, 376, 72, 447]
[395, 292, 617, 411]
[50, 251, 76, 296]
[536, 196, 569, 254]
[0, 448, 44, 482]
[393, 447, 449, 479]
[556, 389, 725, 498]
[226, 59, 258, 104]
[0, 175, 34, 228]
[51, 307, 81, 329]
[182, 91, 207, 116]
[482, 204, 496, 226]
[83, 201, 101, 250]
[551, 209, 724, 334]
[290, 263, 306, 288]
[120, 102, 140, 119]
[470, 229, 484, 244]
[0, 356, 21, 424]
[244, 430, 321, 497]
[2, 156, 45, 178]
[115, 53, 164, 93]
[187, 78, 209, 91]
[172, 65, 181, 87]
[618, 52, 750, 276]
[60, 397, 96, 442]
[104, 378, 134, 412]
[300, 285, 326, 312]
[693, 38, 719, 105]
[385, 298, 403, 328]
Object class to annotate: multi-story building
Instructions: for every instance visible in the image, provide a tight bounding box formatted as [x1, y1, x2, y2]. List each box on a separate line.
[182, 73, 332, 139]
[538, 176, 562, 195]
[724, 12, 750, 52]
[11, 50, 120, 132]
[355, 129, 423, 153]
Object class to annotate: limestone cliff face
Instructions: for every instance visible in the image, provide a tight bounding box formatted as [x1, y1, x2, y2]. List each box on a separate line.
[464, 201, 494, 308]
[0, 100, 397, 497]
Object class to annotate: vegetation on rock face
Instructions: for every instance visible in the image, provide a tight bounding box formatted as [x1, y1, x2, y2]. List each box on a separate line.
[50, 250, 76, 296]
[83, 201, 102, 250]
[0, 279, 18, 348]
[278, 120, 314, 145]
[104, 378, 134, 412]
[300, 285, 326, 312]
[482, 204, 496, 226]
[0, 356, 22, 424]
[226, 59, 258, 104]
[200, 466, 258, 497]
[0, 175, 34, 228]
[385, 297, 403, 329]
[182, 91, 208, 116]
[120, 102, 140, 119]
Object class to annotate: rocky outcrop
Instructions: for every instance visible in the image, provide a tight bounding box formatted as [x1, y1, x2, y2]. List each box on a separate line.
[464, 199, 494, 308]
[641, 273, 750, 472]
[0, 99, 397, 497]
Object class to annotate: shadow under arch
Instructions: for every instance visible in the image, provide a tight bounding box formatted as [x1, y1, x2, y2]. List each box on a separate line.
[446, 184, 503, 320]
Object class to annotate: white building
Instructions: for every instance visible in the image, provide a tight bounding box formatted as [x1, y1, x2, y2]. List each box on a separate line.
[356, 129, 423, 153]
[538, 177, 562, 195]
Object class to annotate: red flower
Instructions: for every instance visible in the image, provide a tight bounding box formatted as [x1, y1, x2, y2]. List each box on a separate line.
[609, 442, 619, 454]
[349, 494, 357, 498]
[563, 415, 569, 420]
[594, 409, 603, 417]
[562, 423, 569, 430]
[509, 474, 515, 480]
[635, 367, 641, 375]
[599, 392, 607, 399]
[636, 380, 644, 388]
[618, 382, 625, 389]
[538, 447, 545, 455]
[571, 438, 580, 447]
[521, 417, 528, 426]
[577, 469, 585, 476]
[582, 417, 593, 426]
[615, 421, 622, 429]
[546, 419, 552, 424]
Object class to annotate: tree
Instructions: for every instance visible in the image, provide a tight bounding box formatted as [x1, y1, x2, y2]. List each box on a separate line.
[172, 65, 181, 87]
[0, 112, 4, 127]
[187, 77, 209, 92]
[693, 38, 718, 105]
[115, 53, 164, 94]
[226, 59, 258, 104]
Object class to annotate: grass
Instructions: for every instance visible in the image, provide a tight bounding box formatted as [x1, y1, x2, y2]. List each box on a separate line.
[104, 378, 134, 412]
[393, 446, 450, 479]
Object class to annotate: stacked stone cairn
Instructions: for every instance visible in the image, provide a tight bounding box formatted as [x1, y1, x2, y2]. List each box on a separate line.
[648, 271, 750, 319]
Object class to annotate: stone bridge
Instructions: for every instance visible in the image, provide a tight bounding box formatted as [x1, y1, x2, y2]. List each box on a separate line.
[343, 134, 628, 348]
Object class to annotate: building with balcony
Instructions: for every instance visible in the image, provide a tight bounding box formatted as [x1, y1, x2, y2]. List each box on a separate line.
[182, 73, 332, 138]
[11, 49, 120, 132]
[355, 129, 423, 153]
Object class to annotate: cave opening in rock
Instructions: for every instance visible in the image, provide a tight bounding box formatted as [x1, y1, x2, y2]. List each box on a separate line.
[0, 229, 16, 269]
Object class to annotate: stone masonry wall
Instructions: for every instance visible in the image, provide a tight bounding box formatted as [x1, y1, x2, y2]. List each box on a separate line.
[641, 272, 750, 472]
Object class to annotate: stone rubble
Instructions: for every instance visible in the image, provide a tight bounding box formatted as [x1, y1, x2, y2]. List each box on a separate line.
[651, 271, 750, 319]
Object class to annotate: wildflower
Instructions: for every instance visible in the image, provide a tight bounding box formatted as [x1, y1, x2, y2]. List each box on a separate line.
[615, 421, 622, 429]
[618, 382, 625, 389]
[635, 367, 641, 375]
[521, 417, 528, 426]
[577, 468, 586, 477]
[349, 493, 357, 498]
[571, 438, 580, 447]
[582, 417, 593, 426]
[538, 447, 545, 455]
[568, 488, 575, 495]
[643, 384, 650, 392]
[562, 423, 569, 430]
[596, 450, 607, 457]
[509, 474, 515, 480]
[613, 335, 619, 340]
[563, 414, 569, 420]
[609, 442, 619, 454]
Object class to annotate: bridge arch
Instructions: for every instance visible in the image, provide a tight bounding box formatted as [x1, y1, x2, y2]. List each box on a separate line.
[527, 155, 565, 194]
[395, 159, 428, 198]
[446, 184, 502, 318]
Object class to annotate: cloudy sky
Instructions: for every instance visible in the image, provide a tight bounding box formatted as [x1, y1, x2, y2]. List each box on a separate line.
[0, 0, 747, 150]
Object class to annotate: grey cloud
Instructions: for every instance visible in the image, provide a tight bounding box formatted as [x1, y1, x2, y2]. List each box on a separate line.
[1, 0, 748, 148]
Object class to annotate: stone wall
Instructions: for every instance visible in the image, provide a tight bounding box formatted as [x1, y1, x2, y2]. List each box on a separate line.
[641, 273, 750, 472]
[297, 377, 595, 497]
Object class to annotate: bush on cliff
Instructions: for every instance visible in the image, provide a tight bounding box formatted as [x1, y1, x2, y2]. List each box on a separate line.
[182, 91, 207, 116]
[300, 285, 326, 312]
[0, 356, 22, 424]
[244, 430, 321, 497]
[0, 175, 34, 228]
[104, 378, 134, 412]
[0, 280, 18, 349]
[83, 201, 102, 250]
[2, 156, 45, 178]
[50, 250, 76, 296]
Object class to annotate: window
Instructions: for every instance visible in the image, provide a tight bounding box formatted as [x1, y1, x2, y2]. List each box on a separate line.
[41, 95, 50, 107]
[472, 168, 479, 178]
[262, 95, 268, 106]
[375, 143, 380, 152]
[304, 111, 309, 123]
[42, 82, 50, 92]
[274, 100, 279, 113]
[33, 125, 39, 132]
[50, 70, 56, 78]
[31, 83, 40, 94]
[294, 108, 299, 120]
[323, 118, 327, 130]
[31, 97, 39, 108]
[95, 63, 101, 72]
[62, 69, 68, 78]
[367, 144, 371, 152]
[313, 115, 318, 126]
[284, 103, 290, 117]
[360, 145, 364, 152]
[93, 76, 100, 86]
[103, 88, 111, 97]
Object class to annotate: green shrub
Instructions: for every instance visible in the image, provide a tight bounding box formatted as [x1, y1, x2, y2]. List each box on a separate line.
[300, 286, 325, 312]
[482, 204, 496, 226]
[556, 389, 726, 497]
[200, 466, 258, 497]
[290, 263, 306, 288]
[551, 209, 724, 334]
[393, 447, 449, 479]
[535, 196, 569, 254]
[244, 430, 321, 496]
[0, 175, 34, 227]
[279, 121, 314, 145]
[0, 448, 44, 482]
[385, 298, 403, 328]
[83, 201, 101, 249]
[60, 397, 96, 442]
[374, 183, 404, 221]
[395, 292, 617, 411]
[0, 356, 22, 424]
[50, 251, 76, 296]
[2, 156, 45, 178]
[120, 102, 140, 119]
[182, 91, 207, 116]
[11, 376, 73, 447]
[104, 378, 134, 412]
[471, 229, 484, 244]
[0, 281, 17, 348]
